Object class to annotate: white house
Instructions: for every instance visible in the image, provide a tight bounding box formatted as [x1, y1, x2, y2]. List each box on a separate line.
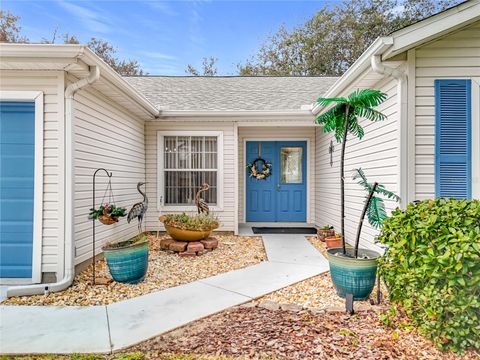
[0, 0, 479, 296]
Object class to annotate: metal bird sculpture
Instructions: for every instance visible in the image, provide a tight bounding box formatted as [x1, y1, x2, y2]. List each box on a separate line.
[127, 182, 148, 234]
[195, 183, 210, 214]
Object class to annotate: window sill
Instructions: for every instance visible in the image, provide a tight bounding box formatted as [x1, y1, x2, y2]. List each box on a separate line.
[159, 205, 223, 212]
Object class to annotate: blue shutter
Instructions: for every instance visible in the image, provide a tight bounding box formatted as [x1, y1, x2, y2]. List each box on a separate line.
[435, 79, 472, 199]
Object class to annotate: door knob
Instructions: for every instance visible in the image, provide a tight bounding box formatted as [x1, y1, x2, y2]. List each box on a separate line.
[276, 184, 281, 191]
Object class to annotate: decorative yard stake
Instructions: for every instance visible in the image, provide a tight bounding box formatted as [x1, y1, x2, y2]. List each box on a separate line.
[127, 182, 149, 235]
[195, 183, 210, 214]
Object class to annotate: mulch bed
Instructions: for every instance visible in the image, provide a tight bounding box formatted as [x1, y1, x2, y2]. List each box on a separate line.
[125, 306, 479, 360]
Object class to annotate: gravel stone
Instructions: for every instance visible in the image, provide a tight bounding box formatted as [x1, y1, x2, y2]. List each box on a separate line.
[3, 234, 266, 306]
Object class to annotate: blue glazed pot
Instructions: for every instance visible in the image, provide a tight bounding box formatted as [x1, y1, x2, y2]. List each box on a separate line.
[327, 247, 380, 301]
[103, 239, 149, 284]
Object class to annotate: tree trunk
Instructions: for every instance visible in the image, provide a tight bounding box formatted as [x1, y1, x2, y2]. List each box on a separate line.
[340, 105, 350, 255]
[354, 182, 378, 258]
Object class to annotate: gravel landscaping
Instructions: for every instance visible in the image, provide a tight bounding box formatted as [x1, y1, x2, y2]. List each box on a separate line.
[2, 234, 266, 306]
[260, 236, 386, 310]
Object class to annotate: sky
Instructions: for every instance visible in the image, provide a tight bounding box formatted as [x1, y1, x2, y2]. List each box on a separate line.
[2, 0, 333, 75]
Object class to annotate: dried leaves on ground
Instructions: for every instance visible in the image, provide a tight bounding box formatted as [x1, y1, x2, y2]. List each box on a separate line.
[127, 306, 480, 360]
[2, 234, 266, 306]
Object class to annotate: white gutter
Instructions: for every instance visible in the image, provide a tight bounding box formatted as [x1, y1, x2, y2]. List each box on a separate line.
[371, 55, 408, 208]
[7, 66, 101, 297]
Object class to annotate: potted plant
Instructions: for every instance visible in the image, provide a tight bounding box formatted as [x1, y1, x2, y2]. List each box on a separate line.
[315, 89, 392, 300]
[102, 234, 149, 284]
[327, 169, 399, 299]
[89, 202, 127, 225]
[325, 233, 343, 249]
[159, 213, 220, 242]
[317, 225, 335, 241]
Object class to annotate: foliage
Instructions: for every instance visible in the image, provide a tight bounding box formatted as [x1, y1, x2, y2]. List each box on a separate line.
[186, 57, 218, 76]
[161, 213, 220, 231]
[377, 198, 480, 352]
[103, 234, 148, 250]
[353, 168, 400, 229]
[88, 203, 127, 220]
[321, 225, 333, 230]
[0, 10, 144, 75]
[315, 88, 387, 253]
[238, 0, 462, 76]
[316, 89, 387, 142]
[0, 10, 28, 43]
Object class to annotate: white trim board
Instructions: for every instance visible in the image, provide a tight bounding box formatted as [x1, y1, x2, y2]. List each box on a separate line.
[472, 78, 480, 199]
[0, 90, 44, 284]
[242, 138, 312, 224]
[156, 130, 224, 212]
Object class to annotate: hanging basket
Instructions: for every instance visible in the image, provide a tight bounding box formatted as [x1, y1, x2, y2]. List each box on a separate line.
[98, 215, 119, 225]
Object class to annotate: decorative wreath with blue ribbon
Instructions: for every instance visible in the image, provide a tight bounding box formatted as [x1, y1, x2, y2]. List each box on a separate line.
[247, 158, 272, 180]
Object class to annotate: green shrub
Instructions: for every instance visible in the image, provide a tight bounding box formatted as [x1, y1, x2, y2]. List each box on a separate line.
[377, 198, 480, 352]
[161, 213, 220, 231]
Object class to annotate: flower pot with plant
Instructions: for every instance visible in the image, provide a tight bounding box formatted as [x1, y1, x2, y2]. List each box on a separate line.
[325, 233, 343, 249]
[102, 235, 149, 284]
[89, 203, 127, 225]
[159, 213, 220, 242]
[317, 225, 335, 241]
[327, 169, 399, 300]
[315, 89, 400, 300]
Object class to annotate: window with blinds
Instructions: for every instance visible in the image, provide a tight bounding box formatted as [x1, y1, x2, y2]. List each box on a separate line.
[162, 135, 218, 205]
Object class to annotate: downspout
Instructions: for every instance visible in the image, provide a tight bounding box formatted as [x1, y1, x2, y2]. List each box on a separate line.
[371, 55, 408, 208]
[7, 65, 100, 297]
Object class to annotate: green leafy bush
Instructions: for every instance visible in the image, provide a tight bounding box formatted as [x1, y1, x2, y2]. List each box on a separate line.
[160, 213, 220, 231]
[377, 198, 480, 352]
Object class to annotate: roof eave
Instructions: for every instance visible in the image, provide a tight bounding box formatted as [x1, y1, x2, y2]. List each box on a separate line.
[157, 109, 316, 119]
[0, 43, 160, 118]
[311, 37, 393, 115]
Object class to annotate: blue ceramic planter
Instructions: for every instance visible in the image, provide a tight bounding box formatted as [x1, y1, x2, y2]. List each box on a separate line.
[327, 247, 380, 301]
[103, 239, 149, 284]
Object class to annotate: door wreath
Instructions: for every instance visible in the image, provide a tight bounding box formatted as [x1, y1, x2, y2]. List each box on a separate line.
[247, 158, 272, 180]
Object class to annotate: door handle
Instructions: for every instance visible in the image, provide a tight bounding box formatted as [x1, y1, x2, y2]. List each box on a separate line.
[276, 184, 281, 191]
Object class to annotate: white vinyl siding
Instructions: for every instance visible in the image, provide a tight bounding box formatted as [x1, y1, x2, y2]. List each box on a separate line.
[146, 121, 235, 232]
[415, 21, 480, 200]
[238, 126, 316, 223]
[0, 70, 64, 276]
[315, 77, 399, 250]
[71, 77, 146, 265]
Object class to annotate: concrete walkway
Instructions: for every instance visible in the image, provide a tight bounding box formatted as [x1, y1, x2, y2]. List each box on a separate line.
[0, 234, 329, 354]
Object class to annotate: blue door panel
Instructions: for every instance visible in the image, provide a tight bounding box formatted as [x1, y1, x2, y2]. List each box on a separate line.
[246, 141, 306, 222]
[0, 101, 35, 278]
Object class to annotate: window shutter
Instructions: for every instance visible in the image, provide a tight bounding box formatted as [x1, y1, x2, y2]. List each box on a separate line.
[435, 79, 472, 199]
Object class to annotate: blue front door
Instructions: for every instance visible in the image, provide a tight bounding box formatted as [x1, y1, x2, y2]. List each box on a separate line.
[246, 141, 307, 222]
[0, 101, 35, 278]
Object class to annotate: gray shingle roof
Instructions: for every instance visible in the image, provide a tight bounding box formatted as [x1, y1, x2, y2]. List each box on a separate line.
[124, 76, 338, 111]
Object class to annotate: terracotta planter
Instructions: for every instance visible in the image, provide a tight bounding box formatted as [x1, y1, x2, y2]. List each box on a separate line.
[317, 229, 335, 241]
[325, 236, 343, 249]
[164, 224, 216, 242]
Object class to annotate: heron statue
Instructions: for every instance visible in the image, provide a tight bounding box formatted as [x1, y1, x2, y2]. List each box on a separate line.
[195, 183, 210, 214]
[127, 182, 148, 234]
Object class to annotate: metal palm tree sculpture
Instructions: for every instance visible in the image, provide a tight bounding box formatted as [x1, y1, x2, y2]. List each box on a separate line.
[315, 89, 387, 255]
[195, 183, 210, 214]
[127, 182, 148, 234]
[352, 168, 400, 258]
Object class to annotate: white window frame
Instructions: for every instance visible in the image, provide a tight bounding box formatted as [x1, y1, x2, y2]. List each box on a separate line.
[157, 130, 224, 212]
[0, 91, 43, 284]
